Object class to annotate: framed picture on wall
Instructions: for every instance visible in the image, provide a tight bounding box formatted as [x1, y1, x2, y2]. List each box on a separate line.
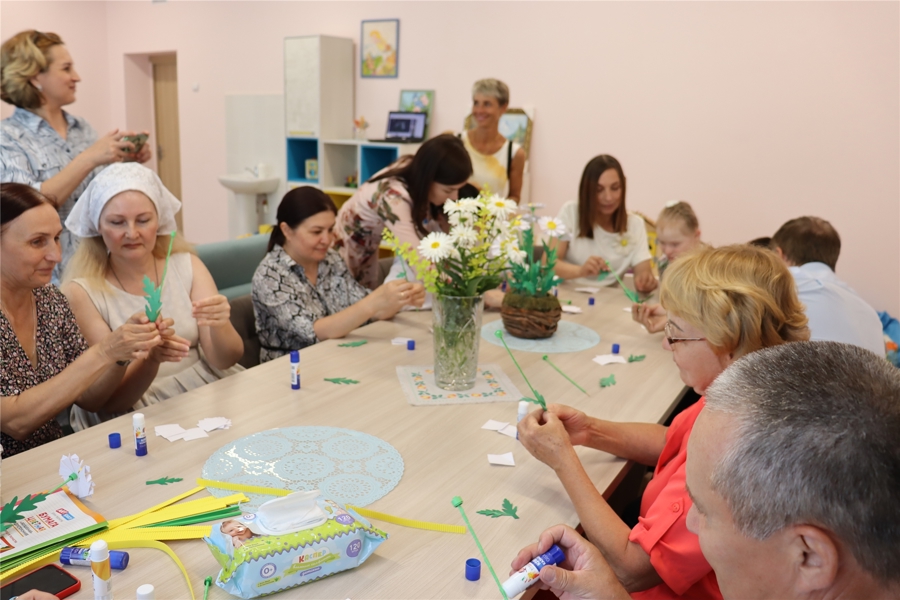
[399, 90, 435, 131]
[361, 19, 399, 78]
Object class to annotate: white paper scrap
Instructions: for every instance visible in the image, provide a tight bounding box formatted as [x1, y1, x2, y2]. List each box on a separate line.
[392, 337, 413, 346]
[498, 424, 519, 439]
[154, 424, 185, 438]
[488, 452, 516, 466]
[198, 417, 231, 432]
[180, 427, 209, 441]
[623, 307, 633, 312]
[163, 432, 188, 442]
[481, 419, 509, 431]
[593, 354, 628, 366]
[561, 305, 583, 314]
[575, 287, 601, 294]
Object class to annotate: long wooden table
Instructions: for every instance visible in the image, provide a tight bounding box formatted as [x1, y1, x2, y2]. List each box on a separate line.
[1, 283, 685, 599]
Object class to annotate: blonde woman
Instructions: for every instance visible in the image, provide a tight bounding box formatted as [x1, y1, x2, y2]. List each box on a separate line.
[61, 163, 243, 430]
[518, 245, 808, 600]
[460, 78, 526, 202]
[1, 30, 150, 276]
[633, 201, 704, 333]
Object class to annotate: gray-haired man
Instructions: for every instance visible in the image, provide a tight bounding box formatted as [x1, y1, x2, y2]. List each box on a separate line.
[511, 341, 900, 599]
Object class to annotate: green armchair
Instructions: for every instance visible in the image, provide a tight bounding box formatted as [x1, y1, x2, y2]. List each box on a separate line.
[195, 234, 269, 301]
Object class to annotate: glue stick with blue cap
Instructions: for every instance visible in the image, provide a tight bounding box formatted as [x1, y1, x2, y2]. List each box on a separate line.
[290, 350, 301, 390]
[501, 544, 565, 597]
[61, 546, 129, 570]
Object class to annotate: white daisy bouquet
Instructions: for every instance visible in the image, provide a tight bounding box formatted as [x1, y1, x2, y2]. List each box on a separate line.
[507, 204, 565, 297]
[383, 192, 521, 297]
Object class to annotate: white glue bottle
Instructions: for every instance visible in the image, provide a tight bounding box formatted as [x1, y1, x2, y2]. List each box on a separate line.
[133, 413, 147, 456]
[135, 584, 155, 599]
[90, 539, 113, 600]
[290, 350, 301, 390]
[502, 544, 565, 598]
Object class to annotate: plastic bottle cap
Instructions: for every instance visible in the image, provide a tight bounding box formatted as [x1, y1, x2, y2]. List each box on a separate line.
[89, 539, 109, 562]
[110, 550, 130, 570]
[588, 297, 595, 305]
[108, 432, 121, 448]
[406, 339, 415, 350]
[133, 412, 145, 427]
[136, 583, 155, 600]
[290, 350, 299, 361]
[544, 544, 566, 566]
[465, 558, 481, 581]
[612, 343, 620, 354]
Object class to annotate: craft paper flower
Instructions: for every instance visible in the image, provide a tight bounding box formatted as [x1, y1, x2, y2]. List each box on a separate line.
[506, 243, 528, 265]
[538, 216, 566, 238]
[59, 454, 94, 498]
[485, 196, 517, 218]
[418, 232, 454, 262]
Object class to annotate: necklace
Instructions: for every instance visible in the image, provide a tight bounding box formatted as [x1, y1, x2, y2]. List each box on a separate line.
[109, 256, 159, 295]
[0, 291, 38, 366]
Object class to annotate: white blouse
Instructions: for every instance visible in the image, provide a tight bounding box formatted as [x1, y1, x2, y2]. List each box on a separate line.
[556, 201, 652, 285]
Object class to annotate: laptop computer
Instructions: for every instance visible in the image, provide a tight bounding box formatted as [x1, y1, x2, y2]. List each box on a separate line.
[369, 111, 427, 143]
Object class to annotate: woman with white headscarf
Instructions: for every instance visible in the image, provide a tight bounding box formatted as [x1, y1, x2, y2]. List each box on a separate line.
[61, 163, 243, 430]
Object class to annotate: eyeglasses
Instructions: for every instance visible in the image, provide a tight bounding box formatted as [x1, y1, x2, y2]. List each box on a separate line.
[665, 322, 707, 346]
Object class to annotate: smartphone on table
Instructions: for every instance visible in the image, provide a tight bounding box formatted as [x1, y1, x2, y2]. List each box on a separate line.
[0, 564, 80, 599]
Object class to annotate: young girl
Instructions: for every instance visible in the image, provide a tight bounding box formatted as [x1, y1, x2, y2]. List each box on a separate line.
[633, 201, 703, 333]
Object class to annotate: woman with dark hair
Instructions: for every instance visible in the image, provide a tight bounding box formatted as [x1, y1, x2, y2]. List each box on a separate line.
[554, 155, 657, 293]
[334, 134, 473, 289]
[1, 30, 151, 278]
[252, 187, 425, 362]
[0, 183, 162, 457]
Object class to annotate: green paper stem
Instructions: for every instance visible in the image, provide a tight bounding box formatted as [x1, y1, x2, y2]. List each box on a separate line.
[494, 330, 541, 403]
[337, 340, 368, 347]
[203, 576, 213, 600]
[610, 270, 642, 304]
[48, 472, 78, 495]
[452, 496, 509, 600]
[542, 355, 588, 395]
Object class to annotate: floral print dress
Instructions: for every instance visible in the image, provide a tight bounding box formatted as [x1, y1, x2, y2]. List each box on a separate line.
[334, 171, 441, 290]
[251, 246, 370, 362]
[1, 285, 87, 458]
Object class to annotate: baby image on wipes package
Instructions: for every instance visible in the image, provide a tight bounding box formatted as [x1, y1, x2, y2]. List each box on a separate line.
[204, 490, 387, 598]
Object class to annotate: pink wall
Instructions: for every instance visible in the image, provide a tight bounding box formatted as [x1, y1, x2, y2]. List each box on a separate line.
[3, 1, 898, 314]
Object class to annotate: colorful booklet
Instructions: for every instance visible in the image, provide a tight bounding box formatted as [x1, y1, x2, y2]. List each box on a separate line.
[0, 489, 106, 572]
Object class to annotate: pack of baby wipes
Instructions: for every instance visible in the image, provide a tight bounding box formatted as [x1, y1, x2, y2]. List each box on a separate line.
[204, 490, 388, 598]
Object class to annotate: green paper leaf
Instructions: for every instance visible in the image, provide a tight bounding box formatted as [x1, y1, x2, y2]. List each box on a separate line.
[143, 275, 162, 321]
[600, 374, 617, 388]
[0, 492, 49, 533]
[324, 377, 359, 385]
[522, 393, 547, 411]
[628, 354, 646, 363]
[597, 271, 610, 281]
[146, 476, 183, 486]
[477, 498, 519, 519]
[337, 340, 368, 347]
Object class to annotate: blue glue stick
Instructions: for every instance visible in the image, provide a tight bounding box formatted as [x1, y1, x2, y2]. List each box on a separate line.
[60, 546, 129, 570]
[290, 350, 301, 390]
[502, 544, 565, 597]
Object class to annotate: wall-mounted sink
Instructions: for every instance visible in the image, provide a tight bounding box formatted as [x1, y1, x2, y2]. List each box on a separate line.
[218, 173, 280, 195]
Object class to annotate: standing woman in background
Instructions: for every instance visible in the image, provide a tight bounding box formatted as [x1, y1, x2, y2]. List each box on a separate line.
[334, 134, 472, 290]
[0, 30, 151, 277]
[553, 154, 657, 293]
[460, 78, 526, 202]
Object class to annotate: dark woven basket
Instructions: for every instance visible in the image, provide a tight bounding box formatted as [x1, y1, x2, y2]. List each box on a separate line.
[500, 293, 562, 339]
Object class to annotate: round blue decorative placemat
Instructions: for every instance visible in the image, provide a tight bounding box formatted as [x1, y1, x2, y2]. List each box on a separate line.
[481, 319, 600, 353]
[202, 426, 404, 511]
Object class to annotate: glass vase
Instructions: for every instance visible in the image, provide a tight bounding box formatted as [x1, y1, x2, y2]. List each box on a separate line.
[433, 295, 484, 391]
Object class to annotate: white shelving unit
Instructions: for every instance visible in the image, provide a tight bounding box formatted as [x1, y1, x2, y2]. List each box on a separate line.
[284, 35, 420, 207]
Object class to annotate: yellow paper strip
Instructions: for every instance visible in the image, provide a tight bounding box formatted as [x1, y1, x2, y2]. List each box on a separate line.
[107, 485, 204, 530]
[77, 526, 211, 544]
[197, 478, 463, 534]
[120, 494, 247, 530]
[346, 505, 465, 534]
[0, 549, 62, 582]
[197, 478, 290, 497]
[107, 539, 195, 600]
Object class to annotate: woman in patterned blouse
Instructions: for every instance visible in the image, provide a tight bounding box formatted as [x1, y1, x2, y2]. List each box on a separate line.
[334, 134, 472, 290]
[0, 31, 152, 277]
[0, 183, 163, 458]
[252, 187, 425, 363]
